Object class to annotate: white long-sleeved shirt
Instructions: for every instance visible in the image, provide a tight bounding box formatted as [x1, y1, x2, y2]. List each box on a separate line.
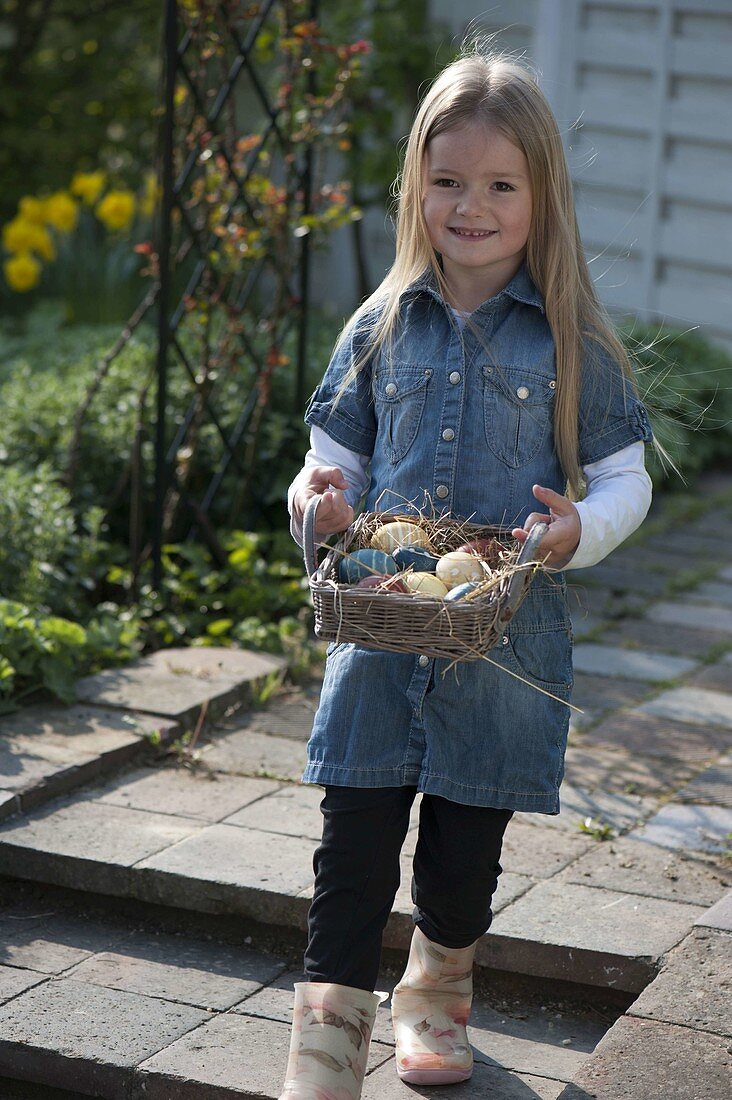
[287, 426, 652, 570]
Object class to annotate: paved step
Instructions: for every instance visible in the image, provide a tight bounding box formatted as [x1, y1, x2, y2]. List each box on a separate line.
[0, 885, 615, 1100]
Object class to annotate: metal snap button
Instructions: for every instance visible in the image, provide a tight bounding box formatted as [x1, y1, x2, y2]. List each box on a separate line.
[449, 371, 461, 384]
[549, 380, 556, 389]
[418, 654, 430, 667]
[442, 428, 455, 441]
[502, 636, 509, 645]
[516, 386, 529, 399]
[436, 485, 449, 499]
[385, 382, 397, 396]
[424, 369, 432, 376]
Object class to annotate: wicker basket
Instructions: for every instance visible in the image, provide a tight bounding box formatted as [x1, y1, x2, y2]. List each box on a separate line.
[302, 496, 548, 661]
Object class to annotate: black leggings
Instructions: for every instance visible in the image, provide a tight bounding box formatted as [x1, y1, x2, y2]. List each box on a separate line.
[304, 785, 513, 992]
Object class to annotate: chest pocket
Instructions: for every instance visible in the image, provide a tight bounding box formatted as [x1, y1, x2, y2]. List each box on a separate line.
[482, 365, 555, 468]
[373, 367, 432, 464]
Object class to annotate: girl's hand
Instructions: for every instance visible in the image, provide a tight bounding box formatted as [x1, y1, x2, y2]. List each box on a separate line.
[292, 465, 355, 539]
[511, 484, 581, 570]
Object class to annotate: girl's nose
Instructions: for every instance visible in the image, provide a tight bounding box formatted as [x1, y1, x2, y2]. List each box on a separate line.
[455, 190, 486, 217]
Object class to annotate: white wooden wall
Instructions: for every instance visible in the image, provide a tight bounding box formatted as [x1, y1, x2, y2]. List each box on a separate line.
[316, 0, 732, 351]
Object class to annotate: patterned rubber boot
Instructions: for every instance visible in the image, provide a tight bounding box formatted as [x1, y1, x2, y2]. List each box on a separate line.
[391, 926, 477, 1085]
[279, 981, 383, 1099]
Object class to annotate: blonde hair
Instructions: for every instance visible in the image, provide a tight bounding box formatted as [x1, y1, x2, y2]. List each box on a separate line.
[332, 48, 642, 498]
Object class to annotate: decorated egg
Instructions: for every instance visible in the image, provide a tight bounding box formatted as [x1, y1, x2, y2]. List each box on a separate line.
[400, 572, 449, 597]
[392, 546, 439, 573]
[370, 521, 431, 554]
[436, 551, 485, 587]
[356, 573, 407, 593]
[444, 581, 482, 602]
[338, 549, 398, 584]
[455, 537, 501, 561]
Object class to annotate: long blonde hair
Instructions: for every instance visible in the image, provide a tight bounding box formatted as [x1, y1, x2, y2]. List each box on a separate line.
[332, 48, 640, 498]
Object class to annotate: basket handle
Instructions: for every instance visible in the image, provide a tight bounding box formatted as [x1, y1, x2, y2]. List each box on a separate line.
[502, 520, 550, 619]
[302, 494, 326, 579]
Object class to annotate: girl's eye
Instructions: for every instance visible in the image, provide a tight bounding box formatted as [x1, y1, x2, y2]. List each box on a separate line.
[434, 178, 459, 188]
[493, 181, 514, 192]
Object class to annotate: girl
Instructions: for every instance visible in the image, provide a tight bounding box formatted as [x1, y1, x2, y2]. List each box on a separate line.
[281, 49, 654, 1099]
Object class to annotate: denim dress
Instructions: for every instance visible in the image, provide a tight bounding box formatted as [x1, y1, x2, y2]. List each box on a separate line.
[301, 265, 653, 813]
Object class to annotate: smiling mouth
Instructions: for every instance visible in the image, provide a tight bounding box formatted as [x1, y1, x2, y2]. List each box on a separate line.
[448, 228, 497, 239]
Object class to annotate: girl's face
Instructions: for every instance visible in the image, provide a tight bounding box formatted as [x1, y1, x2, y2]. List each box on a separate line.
[422, 121, 533, 305]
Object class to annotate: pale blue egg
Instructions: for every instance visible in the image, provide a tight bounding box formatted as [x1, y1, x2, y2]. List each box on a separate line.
[338, 548, 398, 584]
[444, 581, 481, 602]
[392, 546, 439, 573]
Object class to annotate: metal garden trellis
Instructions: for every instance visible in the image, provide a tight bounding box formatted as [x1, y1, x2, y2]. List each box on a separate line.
[152, 0, 319, 590]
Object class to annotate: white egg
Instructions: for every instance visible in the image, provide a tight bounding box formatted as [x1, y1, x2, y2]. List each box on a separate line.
[436, 551, 485, 587]
[370, 521, 431, 554]
[400, 572, 449, 597]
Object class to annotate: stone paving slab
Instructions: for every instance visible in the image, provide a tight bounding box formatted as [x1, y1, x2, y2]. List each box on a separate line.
[240, 689, 319, 743]
[501, 819, 594, 878]
[581, 563, 669, 596]
[0, 792, 19, 822]
[138, 1012, 393, 1100]
[0, 799, 202, 896]
[690, 581, 732, 608]
[570, 673, 654, 727]
[64, 926, 287, 1012]
[75, 646, 286, 725]
[222, 782, 323, 840]
[569, 611, 605, 640]
[526, 782, 655, 835]
[572, 644, 697, 683]
[579, 709, 731, 764]
[598, 618, 732, 659]
[558, 1015, 732, 1099]
[563, 744, 698, 799]
[482, 880, 705, 993]
[553, 836, 730, 907]
[630, 803, 732, 854]
[674, 755, 732, 806]
[0, 905, 135, 975]
[86, 763, 282, 823]
[695, 890, 732, 932]
[0, 966, 48, 1004]
[364, 1059, 566, 1099]
[646, 601, 732, 635]
[0, 977, 210, 1096]
[687, 654, 732, 694]
[639, 685, 732, 729]
[627, 928, 732, 1037]
[200, 727, 308, 782]
[133, 823, 315, 925]
[721, 564, 732, 583]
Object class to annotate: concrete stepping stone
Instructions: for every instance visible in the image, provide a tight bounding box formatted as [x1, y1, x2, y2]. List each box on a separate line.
[646, 601, 732, 635]
[0, 905, 135, 974]
[690, 581, 732, 608]
[501, 818, 594, 878]
[579, 709, 730, 764]
[0, 966, 48, 1004]
[695, 890, 732, 932]
[553, 836, 730, 907]
[639, 686, 732, 729]
[484, 880, 706, 993]
[688, 653, 732, 695]
[674, 755, 732, 806]
[631, 803, 732, 854]
[64, 926, 287, 1012]
[137, 1012, 394, 1099]
[0, 704, 177, 815]
[721, 565, 732, 583]
[558, 1015, 732, 1099]
[133, 823, 316, 925]
[599, 618, 732, 659]
[75, 645, 286, 725]
[581, 563, 668, 595]
[572, 644, 697, 682]
[627, 929, 732, 1036]
[570, 672, 654, 721]
[526, 781, 655, 835]
[364, 1059, 566, 1099]
[563, 743, 698, 798]
[569, 610, 605, 640]
[0, 977, 210, 1095]
[0, 799, 202, 895]
[0, 792, 18, 822]
[222, 782, 324, 840]
[85, 763, 281, 822]
[242, 689, 319, 742]
[200, 727, 308, 782]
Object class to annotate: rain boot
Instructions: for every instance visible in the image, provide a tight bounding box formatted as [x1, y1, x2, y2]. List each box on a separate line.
[391, 926, 476, 1085]
[279, 981, 382, 1099]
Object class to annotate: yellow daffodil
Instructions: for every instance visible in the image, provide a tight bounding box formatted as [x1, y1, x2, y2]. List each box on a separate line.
[44, 191, 79, 233]
[70, 170, 106, 205]
[18, 196, 46, 224]
[3, 252, 41, 292]
[96, 189, 136, 231]
[2, 218, 55, 260]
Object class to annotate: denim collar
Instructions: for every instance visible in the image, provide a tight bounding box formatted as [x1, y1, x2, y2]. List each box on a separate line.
[400, 261, 545, 315]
